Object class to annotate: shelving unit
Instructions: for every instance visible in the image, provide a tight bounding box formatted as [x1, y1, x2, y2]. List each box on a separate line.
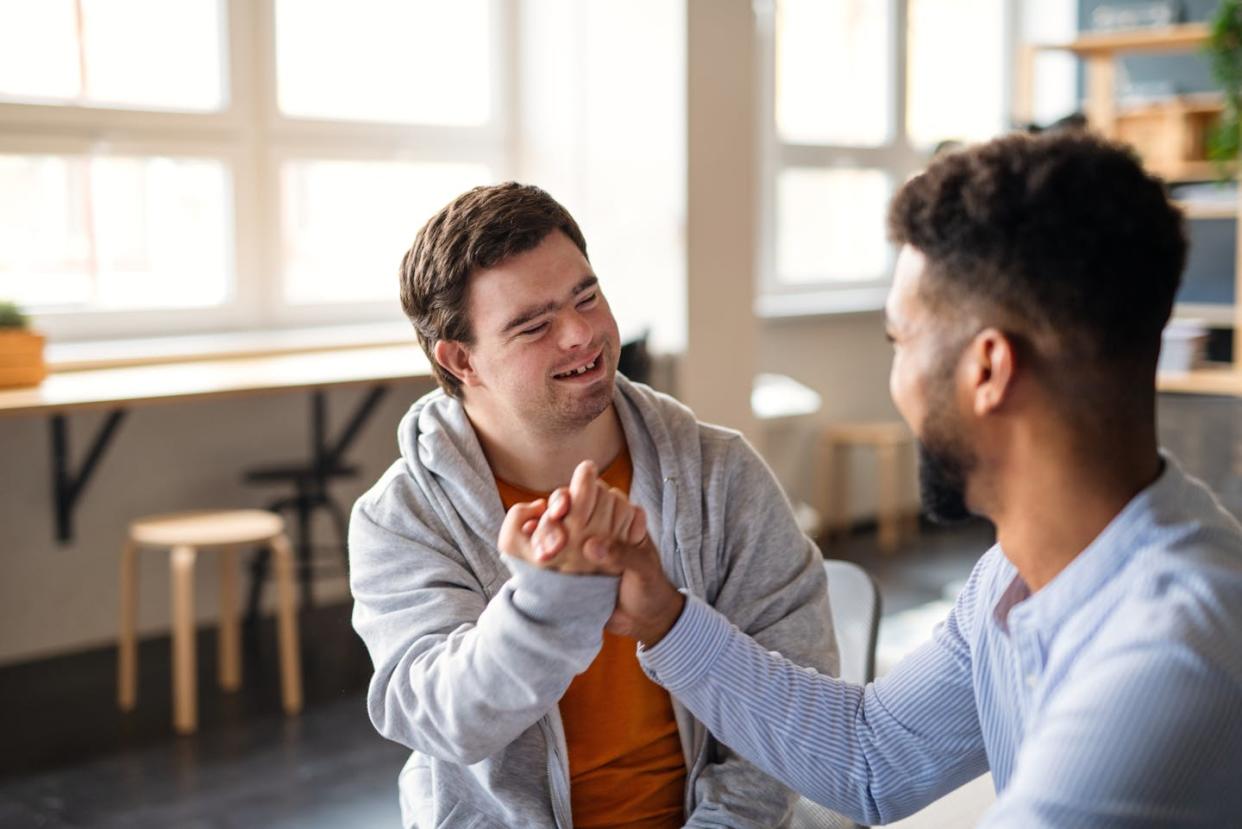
[1019, 23, 1242, 395]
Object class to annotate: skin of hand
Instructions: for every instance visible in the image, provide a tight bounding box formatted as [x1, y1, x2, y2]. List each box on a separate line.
[519, 459, 685, 644]
[582, 533, 685, 646]
[497, 460, 647, 575]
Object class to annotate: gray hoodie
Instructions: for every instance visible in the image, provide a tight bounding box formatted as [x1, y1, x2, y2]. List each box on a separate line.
[350, 375, 837, 828]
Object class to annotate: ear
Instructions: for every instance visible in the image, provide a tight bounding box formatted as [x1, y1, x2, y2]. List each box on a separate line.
[433, 340, 483, 389]
[965, 327, 1016, 416]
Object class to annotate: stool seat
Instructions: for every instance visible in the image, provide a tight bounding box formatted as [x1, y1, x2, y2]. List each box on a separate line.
[130, 509, 286, 548]
[821, 421, 911, 445]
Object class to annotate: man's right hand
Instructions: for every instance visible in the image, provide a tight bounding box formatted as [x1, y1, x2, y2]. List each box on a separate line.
[583, 534, 685, 647]
[498, 460, 647, 575]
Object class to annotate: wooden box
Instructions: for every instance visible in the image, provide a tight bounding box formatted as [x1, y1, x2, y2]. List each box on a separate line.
[0, 329, 47, 388]
[1114, 97, 1222, 180]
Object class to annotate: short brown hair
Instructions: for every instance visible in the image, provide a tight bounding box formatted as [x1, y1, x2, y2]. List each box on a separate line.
[399, 182, 589, 398]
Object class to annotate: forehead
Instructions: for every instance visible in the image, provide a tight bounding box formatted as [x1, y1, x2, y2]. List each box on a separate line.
[886, 244, 929, 328]
[466, 230, 592, 328]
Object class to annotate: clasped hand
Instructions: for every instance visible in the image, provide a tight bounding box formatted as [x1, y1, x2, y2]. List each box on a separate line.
[497, 460, 685, 644]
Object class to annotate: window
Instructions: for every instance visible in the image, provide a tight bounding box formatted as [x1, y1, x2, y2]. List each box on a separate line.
[0, 0, 506, 340]
[759, 0, 1014, 316]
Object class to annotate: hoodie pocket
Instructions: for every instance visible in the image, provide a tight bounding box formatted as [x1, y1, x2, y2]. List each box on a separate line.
[400, 760, 512, 829]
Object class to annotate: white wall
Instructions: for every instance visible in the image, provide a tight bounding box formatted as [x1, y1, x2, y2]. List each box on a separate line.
[0, 382, 433, 666]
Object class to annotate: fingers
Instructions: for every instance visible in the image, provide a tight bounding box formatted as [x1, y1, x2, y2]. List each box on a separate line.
[568, 461, 599, 524]
[624, 505, 648, 546]
[584, 534, 631, 570]
[531, 512, 566, 561]
[498, 499, 546, 560]
[546, 487, 570, 521]
[584, 480, 617, 538]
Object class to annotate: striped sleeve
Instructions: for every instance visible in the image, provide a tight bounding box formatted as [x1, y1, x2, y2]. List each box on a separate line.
[640, 594, 989, 826]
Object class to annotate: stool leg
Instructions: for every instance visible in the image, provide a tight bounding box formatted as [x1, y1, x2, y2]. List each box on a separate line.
[877, 443, 900, 554]
[831, 441, 851, 541]
[118, 538, 139, 711]
[270, 533, 304, 715]
[818, 438, 834, 543]
[218, 546, 242, 692]
[171, 545, 199, 735]
[902, 443, 920, 542]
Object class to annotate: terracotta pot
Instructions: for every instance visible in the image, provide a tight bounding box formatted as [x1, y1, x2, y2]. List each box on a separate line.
[0, 329, 47, 388]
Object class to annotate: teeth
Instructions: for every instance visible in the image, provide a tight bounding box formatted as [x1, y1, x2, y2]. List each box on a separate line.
[557, 359, 597, 378]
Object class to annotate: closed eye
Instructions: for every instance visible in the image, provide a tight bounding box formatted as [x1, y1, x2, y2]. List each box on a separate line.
[521, 321, 550, 336]
[576, 292, 598, 309]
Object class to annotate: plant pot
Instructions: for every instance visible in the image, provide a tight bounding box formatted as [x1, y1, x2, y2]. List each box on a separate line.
[0, 329, 48, 389]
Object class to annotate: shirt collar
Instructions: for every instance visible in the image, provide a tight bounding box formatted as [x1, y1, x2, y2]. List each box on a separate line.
[1000, 452, 1183, 636]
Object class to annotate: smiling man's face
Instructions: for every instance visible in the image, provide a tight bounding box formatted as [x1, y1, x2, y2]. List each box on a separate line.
[886, 244, 977, 523]
[455, 229, 621, 437]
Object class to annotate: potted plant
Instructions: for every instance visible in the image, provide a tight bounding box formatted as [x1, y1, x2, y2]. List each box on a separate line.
[1206, 0, 1242, 172]
[0, 301, 47, 388]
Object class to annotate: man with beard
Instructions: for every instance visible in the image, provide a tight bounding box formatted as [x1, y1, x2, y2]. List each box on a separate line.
[514, 132, 1242, 826]
[348, 182, 834, 829]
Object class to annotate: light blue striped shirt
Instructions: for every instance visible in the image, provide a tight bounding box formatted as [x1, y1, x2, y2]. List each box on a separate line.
[640, 457, 1242, 827]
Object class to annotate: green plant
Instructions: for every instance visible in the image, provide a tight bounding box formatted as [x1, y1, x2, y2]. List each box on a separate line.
[1207, 0, 1242, 174]
[0, 301, 28, 329]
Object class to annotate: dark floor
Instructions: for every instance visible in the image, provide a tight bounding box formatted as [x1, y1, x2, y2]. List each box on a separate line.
[0, 524, 991, 829]
[1, 392, 1235, 829]
[0, 604, 406, 829]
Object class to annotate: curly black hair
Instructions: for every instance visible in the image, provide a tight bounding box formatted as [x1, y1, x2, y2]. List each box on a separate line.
[888, 131, 1187, 367]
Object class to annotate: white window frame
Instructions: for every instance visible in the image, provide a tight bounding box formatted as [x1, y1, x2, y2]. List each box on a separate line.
[756, 0, 1019, 318]
[0, 0, 514, 342]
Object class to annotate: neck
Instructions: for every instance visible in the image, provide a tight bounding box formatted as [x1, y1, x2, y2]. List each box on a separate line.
[986, 418, 1162, 593]
[465, 402, 626, 493]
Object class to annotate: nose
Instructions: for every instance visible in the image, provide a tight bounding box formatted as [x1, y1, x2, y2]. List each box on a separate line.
[557, 306, 593, 350]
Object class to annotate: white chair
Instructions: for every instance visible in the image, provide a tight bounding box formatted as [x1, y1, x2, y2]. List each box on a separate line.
[790, 559, 882, 829]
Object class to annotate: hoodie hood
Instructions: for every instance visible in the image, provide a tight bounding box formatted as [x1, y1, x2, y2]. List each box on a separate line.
[395, 374, 711, 598]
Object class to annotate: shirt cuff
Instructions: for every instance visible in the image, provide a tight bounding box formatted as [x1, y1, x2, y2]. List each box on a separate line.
[504, 557, 620, 625]
[638, 593, 734, 693]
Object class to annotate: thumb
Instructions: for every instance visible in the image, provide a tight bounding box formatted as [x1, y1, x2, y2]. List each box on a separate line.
[499, 499, 546, 559]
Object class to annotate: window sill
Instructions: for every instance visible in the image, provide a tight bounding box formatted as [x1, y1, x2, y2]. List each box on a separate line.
[755, 285, 890, 320]
[46, 322, 415, 372]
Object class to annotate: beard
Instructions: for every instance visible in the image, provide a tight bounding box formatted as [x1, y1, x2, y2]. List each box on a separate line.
[916, 394, 977, 524]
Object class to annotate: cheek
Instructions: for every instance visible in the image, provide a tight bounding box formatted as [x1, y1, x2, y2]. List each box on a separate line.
[889, 352, 923, 429]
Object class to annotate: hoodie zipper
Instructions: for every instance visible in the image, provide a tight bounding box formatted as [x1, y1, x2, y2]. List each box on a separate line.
[540, 715, 573, 829]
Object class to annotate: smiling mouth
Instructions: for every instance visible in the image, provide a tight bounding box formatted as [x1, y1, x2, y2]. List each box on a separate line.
[552, 350, 604, 380]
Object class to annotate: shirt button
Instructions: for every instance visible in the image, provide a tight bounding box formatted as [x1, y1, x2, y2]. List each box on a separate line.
[1026, 674, 1037, 688]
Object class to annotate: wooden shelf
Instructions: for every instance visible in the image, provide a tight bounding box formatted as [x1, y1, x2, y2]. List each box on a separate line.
[1023, 21, 1242, 393]
[1174, 200, 1237, 219]
[1174, 303, 1237, 326]
[1149, 160, 1233, 181]
[1158, 363, 1242, 395]
[1038, 23, 1210, 56]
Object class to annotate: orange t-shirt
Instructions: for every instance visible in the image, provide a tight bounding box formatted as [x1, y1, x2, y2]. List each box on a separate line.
[496, 451, 686, 829]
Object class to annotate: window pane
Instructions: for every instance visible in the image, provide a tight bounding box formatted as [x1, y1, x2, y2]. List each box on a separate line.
[776, 0, 890, 146]
[276, 0, 491, 125]
[0, 0, 80, 101]
[0, 154, 232, 311]
[0, 0, 225, 111]
[281, 160, 491, 304]
[776, 168, 890, 284]
[907, 0, 1005, 148]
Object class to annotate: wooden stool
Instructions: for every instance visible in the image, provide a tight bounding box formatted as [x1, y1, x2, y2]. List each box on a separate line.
[820, 422, 918, 554]
[117, 510, 303, 734]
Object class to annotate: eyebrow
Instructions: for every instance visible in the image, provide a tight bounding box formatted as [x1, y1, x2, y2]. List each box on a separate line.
[501, 275, 599, 335]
